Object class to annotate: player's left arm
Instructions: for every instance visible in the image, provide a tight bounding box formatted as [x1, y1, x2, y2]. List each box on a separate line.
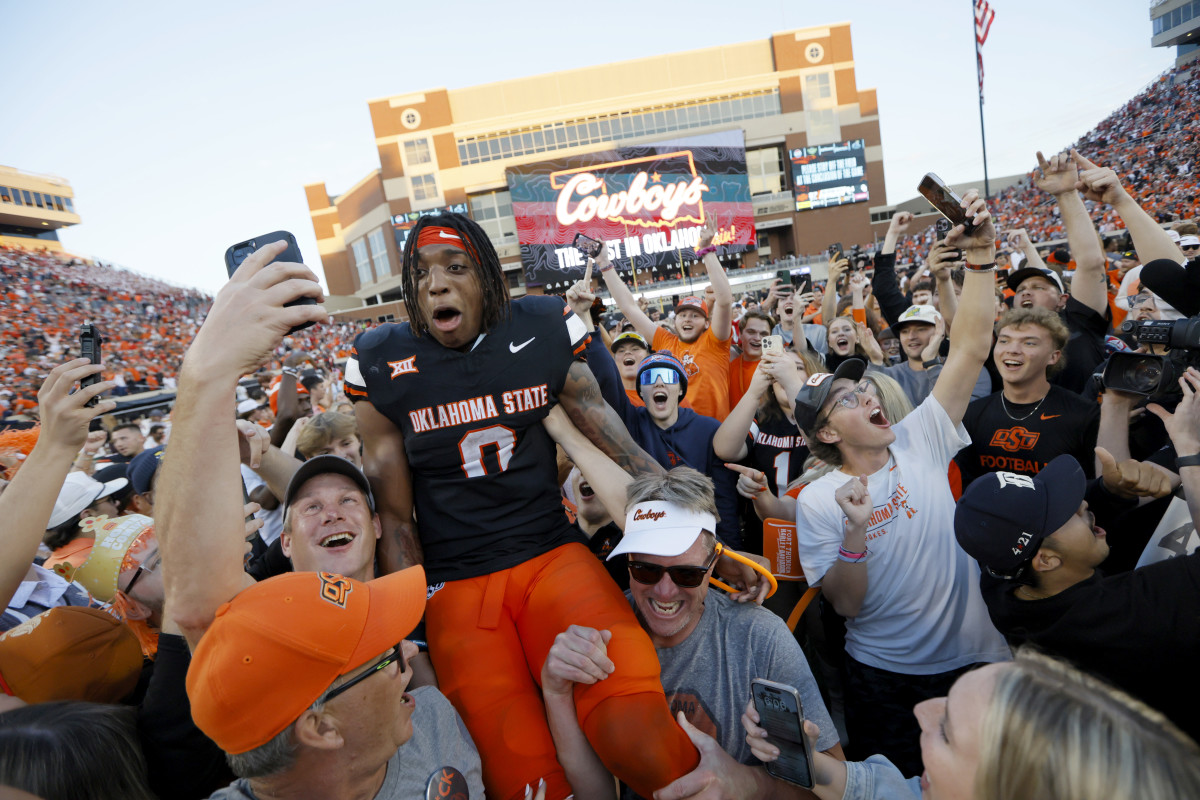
[559, 361, 665, 477]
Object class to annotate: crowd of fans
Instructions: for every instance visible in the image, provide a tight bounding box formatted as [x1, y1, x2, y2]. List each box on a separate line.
[3, 61, 1200, 800]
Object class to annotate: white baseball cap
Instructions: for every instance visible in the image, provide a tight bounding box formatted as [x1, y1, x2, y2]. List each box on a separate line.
[893, 304, 941, 332]
[49, 471, 129, 529]
[607, 501, 716, 560]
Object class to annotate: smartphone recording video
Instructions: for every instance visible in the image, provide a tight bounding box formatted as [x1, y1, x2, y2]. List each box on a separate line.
[918, 173, 976, 235]
[573, 232, 604, 259]
[223, 231, 316, 335]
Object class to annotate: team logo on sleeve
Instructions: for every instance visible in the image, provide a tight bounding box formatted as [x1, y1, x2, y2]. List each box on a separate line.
[388, 356, 418, 378]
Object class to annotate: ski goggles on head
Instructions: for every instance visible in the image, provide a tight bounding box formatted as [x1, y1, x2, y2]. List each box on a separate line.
[639, 367, 682, 386]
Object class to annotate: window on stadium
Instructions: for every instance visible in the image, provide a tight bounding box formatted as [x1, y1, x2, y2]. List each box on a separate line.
[456, 89, 781, 166]
[368, 229, 390, 279]
[411, 174, 438, 202]
[469, 189, 517, 244]
[404, 138, 432, 166]
[351, 239, 372, 287]
[747, 146, 785, 196]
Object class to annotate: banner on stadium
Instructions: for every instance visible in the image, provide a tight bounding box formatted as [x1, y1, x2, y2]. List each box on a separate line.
[790, 139, 869, 212]
[392, 203, 470, 251]
[505, 130, 756, 287]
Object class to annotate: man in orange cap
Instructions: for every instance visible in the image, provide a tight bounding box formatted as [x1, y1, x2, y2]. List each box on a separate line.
[190, 569, 428, 799]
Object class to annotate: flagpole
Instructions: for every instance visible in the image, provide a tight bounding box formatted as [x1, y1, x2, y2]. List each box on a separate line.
[974, 0, 991, 198]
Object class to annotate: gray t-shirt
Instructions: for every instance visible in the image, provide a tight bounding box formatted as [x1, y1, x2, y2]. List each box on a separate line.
[634, 590, 839, 761]
[207, 686, 484, 799]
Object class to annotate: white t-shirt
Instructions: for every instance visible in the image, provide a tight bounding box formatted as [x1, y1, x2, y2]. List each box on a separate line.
[240, 464, 284, 546]
[795, 395, 1010, 674]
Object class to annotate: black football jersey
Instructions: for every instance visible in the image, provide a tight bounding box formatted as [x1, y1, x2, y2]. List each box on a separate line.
[956, 385, 1100, 488]
[345, 296, 591, 583]
[748, 414, 808, 495]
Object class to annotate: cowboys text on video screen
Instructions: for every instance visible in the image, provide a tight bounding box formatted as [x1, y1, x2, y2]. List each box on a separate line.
[506, 130, 756, 287]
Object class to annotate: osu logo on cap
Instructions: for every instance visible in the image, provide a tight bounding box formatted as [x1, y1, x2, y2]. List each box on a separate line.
[989, 426, 1040, 452]
[318, 572, 354, 608]
[389, 356, 418, 379]
[805, 373, 833, 387]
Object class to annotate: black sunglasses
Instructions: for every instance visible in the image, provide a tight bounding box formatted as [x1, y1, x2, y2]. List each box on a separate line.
[627, 550, 719, 588]
[323, 644, 405, 703]
[124, 551, 161, 596]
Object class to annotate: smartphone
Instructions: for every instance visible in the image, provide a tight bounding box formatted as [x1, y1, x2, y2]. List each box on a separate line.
[794, 267, 813, 295]
[775, 268, 794, 287]
[918, 173, 976, 235]
[224, 231, 316, 335]
[827, 242, 844, 263]
[573, 232, 604, 259]
[79, 323, 104, 407]
[761, 335, 784, 355]
[751, 679, 814, 788]
[934, 217, 952, 241]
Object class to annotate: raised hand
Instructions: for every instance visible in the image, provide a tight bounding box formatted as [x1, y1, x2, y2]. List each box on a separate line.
[1095, 446, 1174, 499]
[566, 258, 597, 322]
[1034, 150, 1080, 196]
[944, 189, 996, 257]
[725, 462, 769, 500]
[697, 218, 718, 249]
[1071, 149, 1130, 206]
[889, 210, 916, 236]
[36, 359, 117, 455]
[834, 474, 872, 529]
[920, 314, 947, 363]
[1006, 229, 1032, 250]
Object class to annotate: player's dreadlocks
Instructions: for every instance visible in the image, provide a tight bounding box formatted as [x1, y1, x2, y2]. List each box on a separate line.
[401, 212, 511, 337]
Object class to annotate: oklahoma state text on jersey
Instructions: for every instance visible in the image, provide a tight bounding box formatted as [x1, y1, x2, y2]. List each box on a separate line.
[345, 296, 591, 583]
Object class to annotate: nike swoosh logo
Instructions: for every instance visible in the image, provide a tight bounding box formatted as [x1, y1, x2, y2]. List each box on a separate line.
[510, 337, 535, 353]
[1040, 414, 1060, 420]
[437, 231, 458, 239]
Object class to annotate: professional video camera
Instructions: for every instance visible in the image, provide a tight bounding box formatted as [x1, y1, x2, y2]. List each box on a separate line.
[1102, 316, 1200, 401]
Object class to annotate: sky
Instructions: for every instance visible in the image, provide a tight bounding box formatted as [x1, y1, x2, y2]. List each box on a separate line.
[3, 1, 1175, 295]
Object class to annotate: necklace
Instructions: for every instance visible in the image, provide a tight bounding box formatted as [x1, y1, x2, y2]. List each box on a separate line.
[1001, 392, 1049, 421]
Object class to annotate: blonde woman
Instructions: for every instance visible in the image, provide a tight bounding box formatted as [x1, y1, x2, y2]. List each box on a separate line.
[742, 648, 1200, 800]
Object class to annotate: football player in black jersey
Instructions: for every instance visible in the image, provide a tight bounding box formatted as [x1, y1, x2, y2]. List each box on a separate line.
[344, 214, 714, 800]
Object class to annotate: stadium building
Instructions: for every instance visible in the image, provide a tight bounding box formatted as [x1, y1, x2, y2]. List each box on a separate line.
[305, 23, 885, 322]
[1152, 0, 1200, 66]
[0, 166, 80, 252]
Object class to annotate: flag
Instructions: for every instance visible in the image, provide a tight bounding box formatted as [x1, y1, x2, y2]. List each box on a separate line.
[975, 0, 996, 101]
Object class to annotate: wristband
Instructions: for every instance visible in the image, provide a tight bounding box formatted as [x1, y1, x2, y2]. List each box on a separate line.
[1176, 454, 1200, 470]
[964, 262, 997, 272]
[837, 545, 868, 563]
[599, 263, 615, 273]
[695, 245, 718, 259]
[922, 358, 942, 369]
[281, 367, 300, 378]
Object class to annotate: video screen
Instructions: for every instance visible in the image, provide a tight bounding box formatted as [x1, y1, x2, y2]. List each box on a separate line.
[506, 130, 756, 287]
[790, 139, 869, 211]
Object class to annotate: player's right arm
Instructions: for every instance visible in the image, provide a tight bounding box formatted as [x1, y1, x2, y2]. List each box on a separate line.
[559, 361, 665, 477]
[354, 400, 423, 573]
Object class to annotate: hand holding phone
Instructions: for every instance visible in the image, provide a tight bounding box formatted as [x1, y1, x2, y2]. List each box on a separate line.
[827, 242, 844, 263]
[224, 231, 317, 335]
[79, 324, 104, 407]
[761, 335, 784, 355]
[573, 232, 604, 259]
[751, 679, 814, 788]
[918, 173, 976, 235]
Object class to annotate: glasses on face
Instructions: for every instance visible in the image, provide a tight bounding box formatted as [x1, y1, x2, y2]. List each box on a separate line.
[627, 549, 719, 588]
[124, 550, 161, 596]
[323, 644, 405, 703]
[1183, 245, 1199, 252]
[639, 367, 682, 387]
[817, 380, 877, 428]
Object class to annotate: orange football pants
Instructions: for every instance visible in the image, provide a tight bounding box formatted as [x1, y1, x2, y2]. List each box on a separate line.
[425, 542, 699, 800]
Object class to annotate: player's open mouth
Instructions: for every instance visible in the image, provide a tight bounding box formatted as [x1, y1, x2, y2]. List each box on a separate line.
[319, 531, 357, 549]
[647, 598, 683, 617]
[579, 481, 595, 499]
[432, 305, 462, 331]
[869, 407, 889, 427]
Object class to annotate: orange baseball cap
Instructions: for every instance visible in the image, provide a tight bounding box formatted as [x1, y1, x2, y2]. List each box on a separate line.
[186, 566, 427, 755]
[676, 296, 709, 318]
[0, 606, 142, 704]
